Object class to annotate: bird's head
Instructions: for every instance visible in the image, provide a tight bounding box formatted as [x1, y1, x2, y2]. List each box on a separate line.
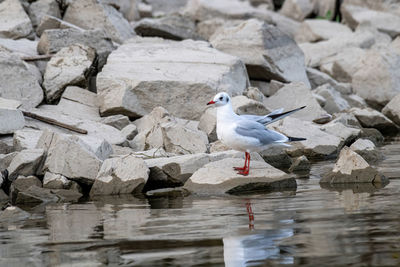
[207, 92, 231, 107]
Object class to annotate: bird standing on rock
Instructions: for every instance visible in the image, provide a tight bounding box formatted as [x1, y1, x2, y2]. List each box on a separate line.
[207, 92, 306, 176]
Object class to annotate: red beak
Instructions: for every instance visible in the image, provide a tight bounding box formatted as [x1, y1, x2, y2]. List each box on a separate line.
[207, 100, 215, 105]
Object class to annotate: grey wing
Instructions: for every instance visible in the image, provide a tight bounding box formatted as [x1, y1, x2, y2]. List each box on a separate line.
[234, 119, 289, 146]
[240, 108, 284, 125]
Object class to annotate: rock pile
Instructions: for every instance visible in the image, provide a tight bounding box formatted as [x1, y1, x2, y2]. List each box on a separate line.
[0, 0, 397, 204]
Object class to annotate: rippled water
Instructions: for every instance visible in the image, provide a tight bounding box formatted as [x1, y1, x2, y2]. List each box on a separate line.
[1, 141, 400, 267]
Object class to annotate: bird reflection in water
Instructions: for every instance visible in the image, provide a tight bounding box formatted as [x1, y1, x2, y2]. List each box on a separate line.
[246, 200, 255, 230]
[223, 199, 294, 266]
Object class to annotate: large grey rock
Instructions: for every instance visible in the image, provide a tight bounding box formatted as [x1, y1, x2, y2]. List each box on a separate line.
[41, 132, 112, 184]
[320, 47, 366, 83]
[306, 67, 352, 94]
[7, 149, 45, 180]
[121, 124, 137, 141]
[321, 146, 387, 184]
[0, 152, 18, 170]
[0, 0, 33, 39]
[315, 84, 350, 114]
[299, 29, 375, 68]
[144, 150, 262, 190]
[97, 37, 249, 119]
[196, 18, 243, 41]
[63, 0, 135, 43]
[183, 0, 270, 21]
[350, 138, 383, 164]
[0, 38, 38, 57]
[42, 172, 72, 189]
[90, 155, 149, 195]
[0, 136, 14, 154]
[341, 4, 400, 38]
[145, 0, 187, 15]
[263, 82, 327, 121]
[101, 115, 130, 130]
[271, 117, 342, 158]
[295, 19, 353, 43]
[259, 146, 292, 169]
[37, 28, 115, 68]
[100, 0, 140, 21]
[133, 14, 198, 40]
[11, 175, 42, 192]
[198, 107, 218, 142]
[251, 80, 284, 97]
[53, 86, 100, 121]
[289, 155, 310, 172]
[0, 52, 43, 109]
[184, 158, 296, 195]
[382, 93, 400, 126]
[320, 121, 360, 146]
[263, 8, 301, 38]
[349, 107, 399, 135]
[36, 15, 83, 36]
[43, 44, 96, 103]
[0, 108, 25, 135]
[28, 0, 61, 28]
[13, 185, 59, 204]
[232, 95, 270, 115]
[279, 0, 314, 21]
[13, 129, 42, 151]
[152, 120, 208, 154]
[26, 108, 125, 145]
[352, 48, 400, 108]
[210, 19, 310, 86]
[131, 107, 208, 154]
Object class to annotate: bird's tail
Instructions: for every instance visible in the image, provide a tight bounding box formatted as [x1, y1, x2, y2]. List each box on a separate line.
[287, 136, 306, 142]
[260, 106, 306, 126]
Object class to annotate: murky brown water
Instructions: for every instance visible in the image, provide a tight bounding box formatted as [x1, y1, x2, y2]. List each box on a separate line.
[1, 140, 400, 267]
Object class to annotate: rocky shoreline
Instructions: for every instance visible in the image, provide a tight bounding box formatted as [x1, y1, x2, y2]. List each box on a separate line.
[1, 0, 399, 206]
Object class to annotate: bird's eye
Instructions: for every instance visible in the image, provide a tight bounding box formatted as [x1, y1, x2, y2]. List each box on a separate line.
[219, 96, 223, 101]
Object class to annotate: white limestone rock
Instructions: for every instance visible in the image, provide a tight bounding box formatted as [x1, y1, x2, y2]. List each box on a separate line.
[295, 19, 352, 43]
[0, 108, 25, 135]
[210, 19, 310, 86]
[97, 37, 249, 120]
[263, 82, 326, 121]
[63, 0, 135, 43]
[184, 158, 296, 195]
[382, 93, 400, 126]
[90, 155, 149, 195]
[0, 0, 33, 39]
[13, 129, 42, 151]
[7, 149, 45, 180]
[0, 52, 43, 109]
[43, 44, 96, 103]
[321, 146, 387, 184]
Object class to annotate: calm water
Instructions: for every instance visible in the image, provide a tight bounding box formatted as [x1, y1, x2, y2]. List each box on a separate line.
[1, 140, 400, 267]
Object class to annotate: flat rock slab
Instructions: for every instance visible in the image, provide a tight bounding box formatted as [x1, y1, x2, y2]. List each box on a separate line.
[96, 37, 248, 120]
[184, 158, 296, 195]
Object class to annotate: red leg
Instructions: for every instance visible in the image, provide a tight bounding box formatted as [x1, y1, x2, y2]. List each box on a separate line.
[238, 152, 250, 176]
[233, 152, 247, 171]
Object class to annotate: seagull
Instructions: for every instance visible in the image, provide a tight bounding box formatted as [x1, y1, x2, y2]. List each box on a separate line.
[207, 92, 306, 176]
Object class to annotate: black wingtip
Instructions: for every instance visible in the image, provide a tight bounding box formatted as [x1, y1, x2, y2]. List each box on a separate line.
[300, 106, 306, 109]
[288, 136, 306, 142]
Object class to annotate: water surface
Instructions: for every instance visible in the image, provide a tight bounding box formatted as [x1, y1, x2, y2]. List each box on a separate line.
[1, 141, 400, 266]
